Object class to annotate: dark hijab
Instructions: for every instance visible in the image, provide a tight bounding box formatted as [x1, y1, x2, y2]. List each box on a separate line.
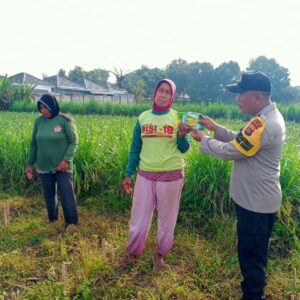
[37, 94, 60, 118]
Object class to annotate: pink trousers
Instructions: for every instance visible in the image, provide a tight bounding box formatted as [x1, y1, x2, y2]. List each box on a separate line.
[126, 174, 184, 257]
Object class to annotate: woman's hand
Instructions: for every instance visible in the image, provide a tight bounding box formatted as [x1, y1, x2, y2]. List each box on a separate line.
[25, 167, 34, 180]
[191, 129, 206, 142]
[200, 116, 219, 132]
[122, 176, 133, 194]
[178, 123, 192, 137]
[56, 160, 69, 172]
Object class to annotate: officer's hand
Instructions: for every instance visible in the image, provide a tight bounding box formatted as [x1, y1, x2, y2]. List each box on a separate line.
[191, 129, 205, 142]
[200, 116, 218, 132]
[25, 167, 34, 181]
[122, 176, 133, 194]
[178, 123, 192, 137]
[56, 160, 69, 172]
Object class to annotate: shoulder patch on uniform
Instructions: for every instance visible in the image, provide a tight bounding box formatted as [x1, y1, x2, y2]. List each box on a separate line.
[232, 117, 265, 156]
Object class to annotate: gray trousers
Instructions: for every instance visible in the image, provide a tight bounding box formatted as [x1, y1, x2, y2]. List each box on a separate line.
[39, 171, 78, 225]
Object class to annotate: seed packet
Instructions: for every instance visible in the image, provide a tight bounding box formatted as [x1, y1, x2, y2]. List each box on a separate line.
[178, 112, 205, 130]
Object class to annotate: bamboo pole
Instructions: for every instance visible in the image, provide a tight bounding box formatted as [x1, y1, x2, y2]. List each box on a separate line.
[3, 203, 10, 227]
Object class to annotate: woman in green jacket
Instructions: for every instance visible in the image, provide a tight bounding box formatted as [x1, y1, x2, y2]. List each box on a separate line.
[25, 94, 79, 233]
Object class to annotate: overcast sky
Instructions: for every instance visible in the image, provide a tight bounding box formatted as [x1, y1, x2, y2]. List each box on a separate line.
[1, 0, 300, 86]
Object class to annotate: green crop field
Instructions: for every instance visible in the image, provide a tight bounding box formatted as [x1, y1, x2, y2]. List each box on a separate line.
[0, 111, 300, 299]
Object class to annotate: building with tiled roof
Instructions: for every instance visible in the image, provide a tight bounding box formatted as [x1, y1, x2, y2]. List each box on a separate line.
[9, 72, 52, 93]
[8, 72, 134, 103]
[44, 75, 84, 92]
[73, 78, 112, 95]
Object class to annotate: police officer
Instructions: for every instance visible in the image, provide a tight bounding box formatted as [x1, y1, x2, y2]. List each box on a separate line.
[191, 71, 286, 300]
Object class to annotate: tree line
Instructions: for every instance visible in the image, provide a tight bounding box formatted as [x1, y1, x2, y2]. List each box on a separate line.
[1, 55, 299, 107]
[61, 56, 299, 104]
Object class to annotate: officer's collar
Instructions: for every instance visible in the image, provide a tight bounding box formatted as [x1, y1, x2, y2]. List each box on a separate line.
[257, 102, 276, 117]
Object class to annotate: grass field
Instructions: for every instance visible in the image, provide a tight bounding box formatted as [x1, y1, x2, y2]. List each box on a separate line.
[9, 100, 300, 123]
[0, 112, 299, 244]
[1, 194, 299, 299]
[0, 111, 300, 299]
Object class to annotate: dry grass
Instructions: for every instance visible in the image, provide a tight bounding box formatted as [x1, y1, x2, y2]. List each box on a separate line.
[0, 194, 299, 299]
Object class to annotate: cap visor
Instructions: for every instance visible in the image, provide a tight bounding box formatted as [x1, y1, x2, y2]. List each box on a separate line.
[227, 84, 244, 93]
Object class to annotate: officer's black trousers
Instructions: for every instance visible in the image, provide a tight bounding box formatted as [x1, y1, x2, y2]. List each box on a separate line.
[235, 203, 275, 300]
[39, 171, 78, 225]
